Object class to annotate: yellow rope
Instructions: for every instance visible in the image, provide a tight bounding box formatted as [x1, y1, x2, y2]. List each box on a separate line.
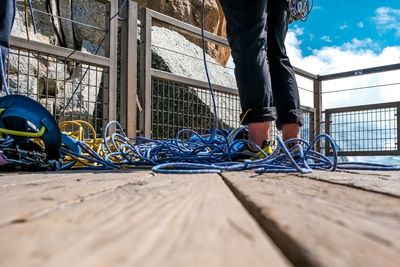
[59, 120, 126, 168]
[24, 0, 30, 41]
[240, 109, 252, 125]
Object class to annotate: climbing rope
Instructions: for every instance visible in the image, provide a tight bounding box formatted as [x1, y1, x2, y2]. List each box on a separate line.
[288, 0, 314, 23]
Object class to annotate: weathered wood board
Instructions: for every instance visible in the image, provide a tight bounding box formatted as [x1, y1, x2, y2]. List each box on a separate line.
[222, 171, 400, 267]
[0, 172, 290, 267]
[299, 170, 400, 197]
[0, 171, 155, 225]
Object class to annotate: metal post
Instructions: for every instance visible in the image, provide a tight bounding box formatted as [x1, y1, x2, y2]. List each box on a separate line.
[139, 8, 152, 138]
[309, 110, 315, 142]
[397, 105, 400, 153]
[104, 0, 118, 134]
[120, 0, 138, 137]
[313, 77, 322, 152]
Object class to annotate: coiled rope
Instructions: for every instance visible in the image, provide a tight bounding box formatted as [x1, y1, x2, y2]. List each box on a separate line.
[288, 0, 314, 23]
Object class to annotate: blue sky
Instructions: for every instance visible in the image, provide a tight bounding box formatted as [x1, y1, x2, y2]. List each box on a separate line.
[291, 0, 400, 56]
[281, 1, 400, 108]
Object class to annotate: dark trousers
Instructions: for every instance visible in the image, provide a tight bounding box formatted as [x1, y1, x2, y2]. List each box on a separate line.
[0, 0, 16, 90]
[0, 0, 15, 59]
[219, 0, 303, 130]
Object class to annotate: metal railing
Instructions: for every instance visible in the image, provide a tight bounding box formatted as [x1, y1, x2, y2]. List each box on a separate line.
[5, 2, 400, 157]
[7, 0, 120, 135]
[320, 64, 400, 156]
[138, 8, 316, 142]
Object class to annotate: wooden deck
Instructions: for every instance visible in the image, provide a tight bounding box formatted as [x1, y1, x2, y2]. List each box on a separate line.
[0, 169, 399, 267]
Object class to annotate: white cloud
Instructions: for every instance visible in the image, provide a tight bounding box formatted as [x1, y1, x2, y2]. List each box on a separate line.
[340, 24, 348, 30]
[358, 22, 364, 28]
[372, 7, 400, 36]
[285, 28, 400, 109]
[321, 35, 332, 43]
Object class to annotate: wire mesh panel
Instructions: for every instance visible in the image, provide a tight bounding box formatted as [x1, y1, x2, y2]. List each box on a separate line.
[151, 78, 241, 140]
[151, 77, 315, 145]
[301, 110, 312, 141]
[325, 103, 399, 156]
[4, 47, 108, 136]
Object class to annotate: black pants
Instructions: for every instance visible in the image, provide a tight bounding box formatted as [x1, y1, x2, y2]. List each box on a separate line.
[0, 0, 16, 90]
[219, 0, 303, 130]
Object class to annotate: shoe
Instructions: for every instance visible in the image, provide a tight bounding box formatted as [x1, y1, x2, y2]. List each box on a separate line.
[231, 140, 273, 161]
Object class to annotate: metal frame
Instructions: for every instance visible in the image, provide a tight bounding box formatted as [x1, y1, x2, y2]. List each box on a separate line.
[120, 0, 138, 137]
[138, 8, 317, 139]
[9, 3, 400, 157]
[139, 8, 233, 138]
[320, 63, 400, 156]
[325, 102, 400, 156]
[9, 0, 119, 135]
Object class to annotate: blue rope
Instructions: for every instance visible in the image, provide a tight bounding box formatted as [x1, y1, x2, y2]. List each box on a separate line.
[27, 0, 37, 34]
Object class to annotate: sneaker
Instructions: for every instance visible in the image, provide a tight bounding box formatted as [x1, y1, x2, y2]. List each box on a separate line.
[231, 140, 273, 161]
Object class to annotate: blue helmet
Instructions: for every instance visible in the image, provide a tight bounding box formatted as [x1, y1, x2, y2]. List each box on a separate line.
[0, 95, 61, 160]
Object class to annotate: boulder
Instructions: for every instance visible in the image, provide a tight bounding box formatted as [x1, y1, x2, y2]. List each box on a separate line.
[151, 26, 238, 136]
[135, 0, 230, 66]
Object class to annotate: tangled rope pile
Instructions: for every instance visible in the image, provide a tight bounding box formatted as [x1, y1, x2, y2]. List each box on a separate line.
[58, 120, 400, 173]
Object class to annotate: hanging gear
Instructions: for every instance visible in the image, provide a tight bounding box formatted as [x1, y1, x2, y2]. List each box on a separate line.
[288, 0, 314, 24]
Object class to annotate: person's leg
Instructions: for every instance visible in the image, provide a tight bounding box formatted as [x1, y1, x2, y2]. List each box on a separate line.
[267, 0, 303, 141]
[248, 121, 270, 149]
[0, 0, 16, 91]
[219, 0, 275, 147]
[281, 123, 300, 141]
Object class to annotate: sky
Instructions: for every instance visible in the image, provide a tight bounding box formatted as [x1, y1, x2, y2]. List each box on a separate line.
[284, 0, 400, 108]
[295, 0, 400, 57]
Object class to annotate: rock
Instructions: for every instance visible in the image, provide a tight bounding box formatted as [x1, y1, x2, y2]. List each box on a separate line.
[152, 26, 235, 88]
[71, 0, 106, 54]
[9, 0, 106, 121]
[57, 0, 75, 49]
[136, 0, 230, 66]
[151, 26, 238, 134]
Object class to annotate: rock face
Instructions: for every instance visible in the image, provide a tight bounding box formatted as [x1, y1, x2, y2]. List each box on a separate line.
[9, 0, 106, 120]
[135, 0, 230, 66]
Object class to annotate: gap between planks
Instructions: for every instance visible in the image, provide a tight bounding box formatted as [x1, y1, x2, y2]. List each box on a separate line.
[221, 171, 400, 267]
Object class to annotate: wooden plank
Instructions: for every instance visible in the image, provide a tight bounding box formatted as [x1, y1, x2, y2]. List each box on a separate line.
[299, 170, 400, 197]
[0, 172, 78, 187]
[119, 0, 138, 137]
[148, 9, 229, 47]
[222, 172, 400, 267]
[0, 171, 154, 225]
[139, 8, 153, 138]
[0, 173, 290, 267]
[10, 36, 111, 67]
[103, 0, 118, 133]
[152, 69, 239, 94]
